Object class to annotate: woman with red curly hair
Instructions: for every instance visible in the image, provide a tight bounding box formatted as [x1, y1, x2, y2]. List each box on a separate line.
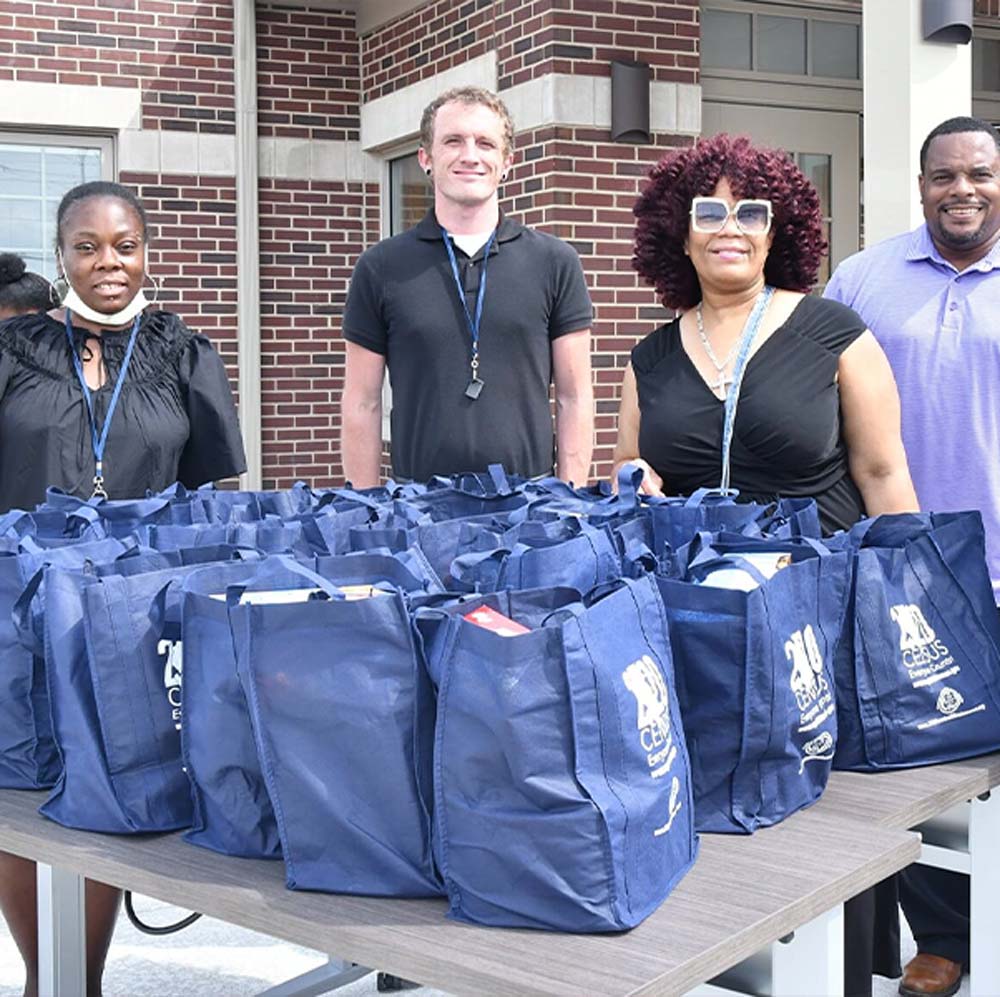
[613, 133, 917, 533]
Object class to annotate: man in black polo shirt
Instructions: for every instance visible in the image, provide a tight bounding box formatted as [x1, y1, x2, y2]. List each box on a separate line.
[340, 86, 594, 486]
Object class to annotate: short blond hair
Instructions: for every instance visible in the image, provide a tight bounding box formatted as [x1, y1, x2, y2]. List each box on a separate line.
[419, 86, 515, 158]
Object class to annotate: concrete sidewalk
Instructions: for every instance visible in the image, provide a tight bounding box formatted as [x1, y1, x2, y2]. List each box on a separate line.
[0, 894, 970, 997]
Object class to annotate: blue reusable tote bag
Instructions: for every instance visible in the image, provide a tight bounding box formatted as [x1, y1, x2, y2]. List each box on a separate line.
[181, 556, 340, 858]
[448, 517, 622, 593]
[41, 485, 210, 537]
[418, 575, 697, 931]
[41, 558, 235, 833]
[655, 534, 850, 833]
[831, 512, 1000, 770]
[182, 550, 442, 859]
[0, 538, 138, 789]
[233, 572, 441, 896]
[649, 488, 764, 556]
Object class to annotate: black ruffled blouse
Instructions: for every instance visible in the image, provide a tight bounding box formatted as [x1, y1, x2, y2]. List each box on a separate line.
[0, 310, 246, 513]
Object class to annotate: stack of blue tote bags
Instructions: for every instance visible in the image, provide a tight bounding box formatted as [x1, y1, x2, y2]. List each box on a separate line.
[1, 470, 998, 933]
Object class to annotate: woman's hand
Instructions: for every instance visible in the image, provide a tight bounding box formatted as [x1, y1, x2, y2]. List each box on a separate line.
[612, 458, 665, 497]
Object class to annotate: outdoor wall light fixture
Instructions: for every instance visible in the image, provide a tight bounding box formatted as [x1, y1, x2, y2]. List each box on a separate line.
[611, 59, 651, 144]
[922, 0, 973, 44]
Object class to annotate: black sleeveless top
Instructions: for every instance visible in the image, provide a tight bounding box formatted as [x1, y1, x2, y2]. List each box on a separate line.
[631, 295, 867, 534]
[0, 310, 246, 512]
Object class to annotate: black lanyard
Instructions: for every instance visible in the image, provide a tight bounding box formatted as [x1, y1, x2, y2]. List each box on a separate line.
[441, 227, 497, 400]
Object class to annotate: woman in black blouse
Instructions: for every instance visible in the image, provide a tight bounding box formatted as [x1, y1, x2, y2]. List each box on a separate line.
[0, 182, 245, 996]
[614, 135, 917, 997]
[613, 134, 916, 534]
[0, 180, 245, 513]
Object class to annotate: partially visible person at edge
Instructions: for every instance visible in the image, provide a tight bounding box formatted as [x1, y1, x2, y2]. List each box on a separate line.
[340, 85, 594, 487]
[0, 181, 246, 997]
[826, 115, 1000, 997]
[613, 134, 919, 997]
[0, 253, 51, 320]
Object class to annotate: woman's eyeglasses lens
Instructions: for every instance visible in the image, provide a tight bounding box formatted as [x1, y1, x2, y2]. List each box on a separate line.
[691, 198, 771, 234]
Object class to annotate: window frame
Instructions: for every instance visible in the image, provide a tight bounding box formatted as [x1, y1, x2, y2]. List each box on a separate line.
[973, 22, 1000, 123]
[700, 0, 863, 91]
[0, 130, 115, 280]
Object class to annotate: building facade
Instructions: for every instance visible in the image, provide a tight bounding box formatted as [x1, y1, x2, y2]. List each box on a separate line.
[0, 0, 997, 487]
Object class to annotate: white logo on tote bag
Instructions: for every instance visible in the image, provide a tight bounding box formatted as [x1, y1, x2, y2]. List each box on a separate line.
[785, 625, 834, 737]
[158, 639, 183, 731]
[622, 654, 676, 779]
[889, 603, 955, 685]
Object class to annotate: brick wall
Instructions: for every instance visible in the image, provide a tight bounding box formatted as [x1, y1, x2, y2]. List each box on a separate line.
[258, 176, 379, 489]
[362, 0, 698, 103]
[254, 5, 365, 489]
[123, 169, 239, 366]
[256, 3, 359, 141]
[0, 0, 235, 133]
[498, 126, 692, 480]
[496, 0, 699, 90]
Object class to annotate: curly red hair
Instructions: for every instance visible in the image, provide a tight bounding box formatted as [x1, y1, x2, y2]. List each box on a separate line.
[633, 134, 827, 310]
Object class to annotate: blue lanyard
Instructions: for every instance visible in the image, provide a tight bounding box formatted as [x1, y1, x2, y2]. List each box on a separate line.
[719, 285, 775, 492]
[441, 226, 496, 398]
[64, 310, 143, 499]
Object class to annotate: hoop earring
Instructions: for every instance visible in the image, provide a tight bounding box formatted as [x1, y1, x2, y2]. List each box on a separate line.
[142, 270, 160, 306]
[49, 275, 68, 307]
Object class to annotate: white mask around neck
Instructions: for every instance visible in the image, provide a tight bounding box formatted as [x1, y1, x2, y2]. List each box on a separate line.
[61, 285, 148, 327]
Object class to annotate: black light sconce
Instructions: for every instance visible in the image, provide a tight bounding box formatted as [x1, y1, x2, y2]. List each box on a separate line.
[611, 60, 651, 144]
[922, 0, 973, 44]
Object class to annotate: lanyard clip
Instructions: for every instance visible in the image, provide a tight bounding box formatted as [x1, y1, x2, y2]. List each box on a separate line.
[91, 461, 108, 500]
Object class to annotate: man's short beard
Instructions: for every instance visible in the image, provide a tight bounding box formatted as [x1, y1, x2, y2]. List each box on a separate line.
[937, 217, 990, 249]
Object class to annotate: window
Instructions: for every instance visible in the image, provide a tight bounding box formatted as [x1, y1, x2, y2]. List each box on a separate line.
[389, 152, 433, 236]
[796, 152, 832, 287]
[702, 9, 752, 71]
[758, 15, 806, 76]
[701, 5, 860, 81]
[974, 37, 1000, 94]
[0, 133, 113, 279]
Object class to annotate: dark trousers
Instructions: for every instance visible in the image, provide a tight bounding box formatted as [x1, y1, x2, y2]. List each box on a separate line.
[845, 878, 902, 997]
[892, 599, 996, 968]
[899, 865, 970, 966]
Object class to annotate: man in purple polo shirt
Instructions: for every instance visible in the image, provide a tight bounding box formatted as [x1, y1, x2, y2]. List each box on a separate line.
[826, 115, 1000, 997]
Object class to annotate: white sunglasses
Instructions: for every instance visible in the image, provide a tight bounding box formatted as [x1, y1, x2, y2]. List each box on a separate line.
[690, 197, 773, 235]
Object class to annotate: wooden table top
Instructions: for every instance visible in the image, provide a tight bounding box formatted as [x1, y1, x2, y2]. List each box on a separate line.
[0, 789, 918, 997]
[817, 752, 1000, 830]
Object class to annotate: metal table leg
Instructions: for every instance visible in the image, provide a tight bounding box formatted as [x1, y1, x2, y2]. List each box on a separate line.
[685, 905, 845, 997]
[771, 905, 844, 996]
[969, 790, 1000, 997]
[257, 958, 373, 997]
[36, 862, 86, 997]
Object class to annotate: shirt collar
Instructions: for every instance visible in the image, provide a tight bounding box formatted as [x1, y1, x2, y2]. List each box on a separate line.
[906, 222, 1000, 274]
[414, 208, 523, 248]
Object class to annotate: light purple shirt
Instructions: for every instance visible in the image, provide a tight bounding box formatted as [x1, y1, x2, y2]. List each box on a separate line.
[825, 224, 1000, 597]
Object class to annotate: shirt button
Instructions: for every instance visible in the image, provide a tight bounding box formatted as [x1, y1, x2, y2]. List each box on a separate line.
[949, 302, 958, 310]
